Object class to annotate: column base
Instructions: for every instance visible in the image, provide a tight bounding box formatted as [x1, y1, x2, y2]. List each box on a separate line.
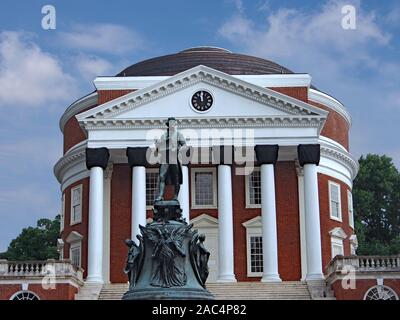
[85, 276, 104, 284]
[217, 275, 237, 283]
[305, 273, 325, 281]
[261, 274, 282, 283]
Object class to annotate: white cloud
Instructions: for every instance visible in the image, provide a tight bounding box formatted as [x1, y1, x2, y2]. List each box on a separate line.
[59, 23, 145, 55]
[0, 31, 77, 108]
[73, 54, 114, 81]
[218, 0, 400, 168]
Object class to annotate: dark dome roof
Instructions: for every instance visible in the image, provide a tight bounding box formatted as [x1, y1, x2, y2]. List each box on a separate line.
[116, 47, 294, 77]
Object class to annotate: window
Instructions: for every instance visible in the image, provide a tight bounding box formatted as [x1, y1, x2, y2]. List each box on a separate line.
[329, 181, 342, 221]
[10, 291, 40, 300]
[364, 286, 399, 300]
[329, 227, 347, 259]
[331, 239, 344, 258]
[146, 168, 159, 208]
[60, 194, 65, 231]
[242, 216, 263, 277]
[70, 242, 81, 268]
[246, 168, 261, 208]
[191, 168, 217, 209]
[70, 185, 82, 225]
[348, 190, 354, 228]
[250, 236, 263, 273]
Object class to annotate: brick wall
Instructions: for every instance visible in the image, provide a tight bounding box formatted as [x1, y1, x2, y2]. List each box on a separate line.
[110, 164, 132, 283]
[61, 178, 90, 278]
[332, 279, 400, 300]
[318, 174, 354, 271]
[0, 283, 78, 300]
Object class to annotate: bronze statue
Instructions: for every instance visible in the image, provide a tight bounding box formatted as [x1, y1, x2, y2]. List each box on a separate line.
[124, 236, 144, 289]
[189, 231, 211, 288]
[155, 117, 187, 202]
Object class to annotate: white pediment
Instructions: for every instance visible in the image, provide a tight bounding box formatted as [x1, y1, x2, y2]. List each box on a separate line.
[76, 65, 327, 131]
[191, 214, 218, 228]
[329, 227, 347, 239]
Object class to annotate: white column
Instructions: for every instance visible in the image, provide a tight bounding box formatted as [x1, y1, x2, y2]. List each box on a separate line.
[260, 164, 281, 282]
[87, 166, 104, 283]
[217, 165, 236, 282]
[303, 163, 324, 280]
[102, 164, 112, 283]
[297, 170, 308, 281]
[178, 165, 190, 223]
[131, 166, 147, 243]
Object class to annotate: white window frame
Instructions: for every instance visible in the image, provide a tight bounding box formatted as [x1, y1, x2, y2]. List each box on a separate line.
[191, 167, 217, 209]
[242, 216, 263, 277]
[70, 184, 83, 225]
[245, 167, 261, 209]
[331, 237, 344, 258]
[146, 168, 159, 210]
[347, 190, 354, 228]
[60, 193, 65, 231]
[328, 181, 342, 222]
[70, 241, 82, 268]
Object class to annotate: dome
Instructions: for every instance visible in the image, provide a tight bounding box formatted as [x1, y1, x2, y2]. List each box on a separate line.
[116, 46, 294, 77]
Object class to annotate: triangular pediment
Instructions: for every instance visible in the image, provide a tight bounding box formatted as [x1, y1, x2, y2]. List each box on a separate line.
[76, 65, 327, 131]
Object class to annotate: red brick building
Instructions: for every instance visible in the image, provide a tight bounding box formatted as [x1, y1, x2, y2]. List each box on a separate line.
[1, 47, 399, 300]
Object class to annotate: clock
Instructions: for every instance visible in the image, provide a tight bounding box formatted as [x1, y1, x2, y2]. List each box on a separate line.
[191, 90, 213, 112]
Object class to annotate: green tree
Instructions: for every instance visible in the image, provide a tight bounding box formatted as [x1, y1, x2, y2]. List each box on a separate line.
[0, 215, 60, 260]
[354, 154, 400, 255]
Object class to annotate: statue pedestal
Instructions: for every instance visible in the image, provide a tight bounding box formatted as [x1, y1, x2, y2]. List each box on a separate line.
[122, 203, 214, 300]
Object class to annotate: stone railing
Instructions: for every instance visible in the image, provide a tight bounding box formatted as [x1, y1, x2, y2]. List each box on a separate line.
[326, 255, 400, 278]
[0, 259, 83, 282]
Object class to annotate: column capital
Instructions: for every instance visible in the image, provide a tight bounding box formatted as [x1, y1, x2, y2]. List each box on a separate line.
[254, 145, 279, 165]
[126, 147, 148, 167]
[297, 144, 320, 167]
[86, 148, 110, 170]
[212, 145, 234, 165]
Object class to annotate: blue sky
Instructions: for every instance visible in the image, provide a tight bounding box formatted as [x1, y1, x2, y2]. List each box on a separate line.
[0, 0, 399, 251]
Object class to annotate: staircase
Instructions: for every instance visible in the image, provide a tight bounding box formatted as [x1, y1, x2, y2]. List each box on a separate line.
[97, 282, 318, 300]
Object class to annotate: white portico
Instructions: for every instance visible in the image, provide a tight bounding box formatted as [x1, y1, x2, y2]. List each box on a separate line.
[54, 64, 358, 285]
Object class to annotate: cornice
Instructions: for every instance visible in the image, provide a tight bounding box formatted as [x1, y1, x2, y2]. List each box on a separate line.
[53, 142, 87, 183]
[320, 142, 359, 179]
[80, 116, 326, 131]
[76, 65, 328, 123]
[59, 92, 98, 133]
[309, 89, 351, 126]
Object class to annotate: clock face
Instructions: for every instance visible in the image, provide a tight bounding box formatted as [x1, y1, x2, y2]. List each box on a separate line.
[191, 90, 213, 112]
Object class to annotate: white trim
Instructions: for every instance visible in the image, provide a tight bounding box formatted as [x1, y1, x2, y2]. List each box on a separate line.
[70, 184, 83, 225]
[60, 193, 65, 231]
[350, 234, 358, 255]
[296, 169, 307, 281]
[245, 167, 261, 208]
[70, 241, 82, 268]
[242, 216, 263, 277]
[309, 88, 351, 126]
[363, 285, 399, 300]
[347, 190, 354, 229]
[9, 290, 40, 301]
[190, 213, 219, 227]
[328, 181, 342, 222]
[145, 168, 159, 210]
[92, 73, 312, 90]
[191, 167, 217, 209]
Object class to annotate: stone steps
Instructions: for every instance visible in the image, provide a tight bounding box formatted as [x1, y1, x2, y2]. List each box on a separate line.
[98, 282, 316, 300]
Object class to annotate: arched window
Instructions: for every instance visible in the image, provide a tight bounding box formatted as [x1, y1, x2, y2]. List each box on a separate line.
[10, 291, 40, 301]
[364, 286, 399, 300]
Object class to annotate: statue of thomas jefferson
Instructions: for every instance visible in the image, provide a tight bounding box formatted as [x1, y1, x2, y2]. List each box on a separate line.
[155, 117, 187, 202]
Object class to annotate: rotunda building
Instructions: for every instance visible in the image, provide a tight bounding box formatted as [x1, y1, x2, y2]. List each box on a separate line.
[54, 47, 358, 289]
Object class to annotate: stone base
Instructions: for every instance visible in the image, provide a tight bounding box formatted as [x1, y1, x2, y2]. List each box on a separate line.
[153, 200, 183, 222]
[122, 287, 214, 300]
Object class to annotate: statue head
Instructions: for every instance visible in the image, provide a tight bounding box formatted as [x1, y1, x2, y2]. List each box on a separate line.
[166, 117, 177, 131]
